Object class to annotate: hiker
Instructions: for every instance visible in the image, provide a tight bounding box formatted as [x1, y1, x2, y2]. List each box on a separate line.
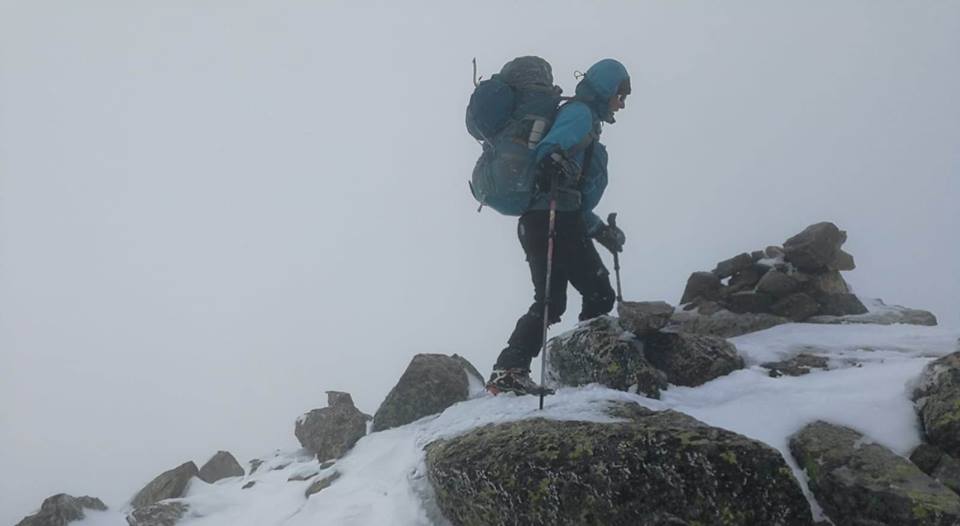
[486, 58, 631, 395]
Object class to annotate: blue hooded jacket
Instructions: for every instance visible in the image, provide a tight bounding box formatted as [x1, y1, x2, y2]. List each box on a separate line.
[529, 59, 630, 233]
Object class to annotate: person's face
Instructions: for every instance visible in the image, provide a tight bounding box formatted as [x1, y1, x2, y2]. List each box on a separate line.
[609, 93, 626, 114]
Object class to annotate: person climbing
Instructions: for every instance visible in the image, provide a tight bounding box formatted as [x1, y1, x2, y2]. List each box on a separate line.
[486, 58, 631, 395]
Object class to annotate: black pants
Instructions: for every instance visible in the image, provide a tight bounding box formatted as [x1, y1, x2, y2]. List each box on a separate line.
[495, 210, 616, 370]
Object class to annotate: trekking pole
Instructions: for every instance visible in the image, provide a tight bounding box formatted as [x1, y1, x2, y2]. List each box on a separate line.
[539, 171, 560, 410]
[607, 212, 623, 303]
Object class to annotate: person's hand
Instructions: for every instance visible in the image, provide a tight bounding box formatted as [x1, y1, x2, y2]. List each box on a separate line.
[593, 222, 626, 253]
[535, 152, 570, 193]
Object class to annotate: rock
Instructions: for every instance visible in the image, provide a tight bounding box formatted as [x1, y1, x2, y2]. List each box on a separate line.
[817, 293, 868, 316]
[130, 462, 198, 509]
[126, 502, 189, 526]
[616, 300, 673, 336]
[641, 331, 744, 387]
[829, 249, 856, 271]
[296, 391, 371, 461]
[770, 292, 820, 322]
[808, 298, 938, 326]
[305, 471, 341, 497]
[762, 353, 829, 377]
[426, 403, 813, 526]
[697, 300, 722, 316]
[712, 252, 754, 279]
[790, 421, 960, 525]
[725, 291, 775, 314]
[727, 266, 766, 294]
[756, 270, 799, 298]
[804, 270, 850, 298]
[751, 250, 765, 261]
[782, 222, 846, 272]
[912, 444, 960, 496]
[913, 352, 960, 458]
[545, 316, 667, 398]
[667, 309, 791, 338]
[372, 354, 482, 432]
[765, 245, 785, 258]
[16, 494, 107, 526]
[680, 271, 722, 304]
[248, 459, 264, 474]
[198, 450, 244, 484]
[241, 481, 256, 489]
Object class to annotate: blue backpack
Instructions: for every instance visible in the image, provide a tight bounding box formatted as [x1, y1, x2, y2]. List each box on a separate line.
[466, 57, 563, 215]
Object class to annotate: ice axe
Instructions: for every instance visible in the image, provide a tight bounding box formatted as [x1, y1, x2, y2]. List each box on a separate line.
[607, 212, 623, 303]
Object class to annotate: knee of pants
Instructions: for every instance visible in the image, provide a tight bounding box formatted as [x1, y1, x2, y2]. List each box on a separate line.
[527, 299, 567, 324]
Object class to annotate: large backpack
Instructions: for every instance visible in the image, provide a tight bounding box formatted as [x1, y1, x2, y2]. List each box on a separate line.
[466, 57, 563, 215]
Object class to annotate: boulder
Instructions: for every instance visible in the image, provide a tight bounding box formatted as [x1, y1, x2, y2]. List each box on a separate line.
[426, 403, 813, 526]
[296, 391, 371, 460]
[712, 252, 754, 279]
[725, 291, 775, 314]
[545, 316, 667, 398]
[372, 354, 482, 432]
[804, 270, 850, 298]
[616, 300, 673, 336]
[808, 298, 938, 326]
[727, 265, 766, 294]
[913, 352, 960, 458]
[198, 450, 244, 484]
[756, 270, 799, 298]
[680, 271, 722, 304]
[16, 494, 107, 526]
[911, 444, 960, 496]
[765, 245, 785, 259]
[126, 502, 189, 526]
[667, 309, 791, 338]
[829, 249, 856, 271]
[782, 222, 846, 272]
[817, 293, 868, 316]
[696, 299, 723, 316]
[762, 353, 829, 377]
[305, 471, 341, 498]
[769, 292, 820, 322]
[130, 462, 198, 509]
[790, 421, 960, 525]
[751, 249, 765, 261]
[641, 331, 744, 387]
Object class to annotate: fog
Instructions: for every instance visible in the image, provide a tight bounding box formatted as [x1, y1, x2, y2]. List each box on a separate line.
[2, 1, 958, 522]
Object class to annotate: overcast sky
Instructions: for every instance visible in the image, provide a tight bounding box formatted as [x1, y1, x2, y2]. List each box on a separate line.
[2, 1, 958, 523]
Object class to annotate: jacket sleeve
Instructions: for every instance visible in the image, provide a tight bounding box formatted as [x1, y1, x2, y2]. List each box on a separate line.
[579, 142, 609, 235]
[533, 103, 594, 164]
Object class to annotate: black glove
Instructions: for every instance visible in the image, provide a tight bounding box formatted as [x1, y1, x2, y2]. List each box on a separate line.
[593, 222, 626, 253]
[535, 152, 570, 193]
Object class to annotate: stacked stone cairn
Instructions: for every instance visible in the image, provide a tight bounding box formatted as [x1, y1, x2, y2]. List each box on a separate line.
[679, 221, 866, 322]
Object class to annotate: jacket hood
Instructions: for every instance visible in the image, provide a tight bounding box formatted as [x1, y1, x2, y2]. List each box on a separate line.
[574, 59, 631, 123]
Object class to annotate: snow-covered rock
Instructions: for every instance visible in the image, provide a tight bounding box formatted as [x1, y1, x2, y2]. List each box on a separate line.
[372, 354, 483, 432]
[642, 330, 744, 387]
[295, 391, 371, 461]
[913, 351, 960, 459]
[130, 462, 197, 509]
[790, 421, 960, 525]
[545, 316, 666, 398]
[125, 501, 189, 526]
[426, 402, 813, 525]
[15, 494, 106, 526]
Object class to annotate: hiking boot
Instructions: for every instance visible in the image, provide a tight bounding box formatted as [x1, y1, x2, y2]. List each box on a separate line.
[486, 368, 555, 396]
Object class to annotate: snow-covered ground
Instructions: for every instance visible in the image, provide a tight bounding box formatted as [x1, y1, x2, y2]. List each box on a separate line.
[73, 322, 959, 526]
